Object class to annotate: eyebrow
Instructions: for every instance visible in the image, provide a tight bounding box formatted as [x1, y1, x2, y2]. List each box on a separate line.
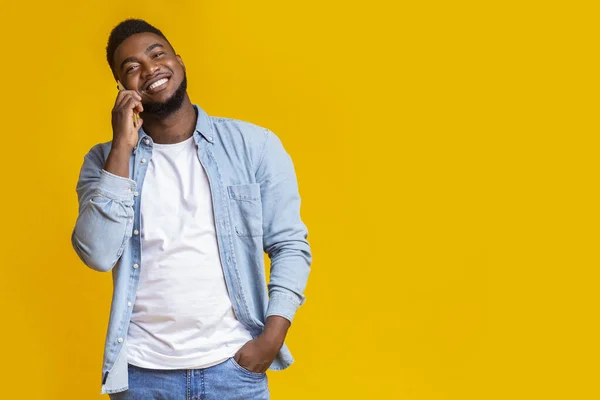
[119, 43, 165, 71]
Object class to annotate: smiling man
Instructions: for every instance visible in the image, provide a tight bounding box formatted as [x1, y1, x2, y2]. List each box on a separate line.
[71, 19, 312, 399]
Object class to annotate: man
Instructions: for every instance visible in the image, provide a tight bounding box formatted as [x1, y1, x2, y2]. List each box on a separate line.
[71, 19, 312, 399]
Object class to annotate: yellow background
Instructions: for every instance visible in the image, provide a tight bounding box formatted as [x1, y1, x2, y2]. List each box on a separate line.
[0, 1, 597, 399]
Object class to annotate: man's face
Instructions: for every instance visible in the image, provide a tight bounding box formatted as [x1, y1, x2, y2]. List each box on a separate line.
[112, 32, 186, 115]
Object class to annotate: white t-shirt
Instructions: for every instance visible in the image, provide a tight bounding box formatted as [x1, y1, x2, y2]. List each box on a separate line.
[127, 135, 253, 369]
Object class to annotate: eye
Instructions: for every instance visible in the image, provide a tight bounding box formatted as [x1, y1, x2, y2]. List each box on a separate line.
[153, 52, 165, 58]
[126, 65, 138, 74]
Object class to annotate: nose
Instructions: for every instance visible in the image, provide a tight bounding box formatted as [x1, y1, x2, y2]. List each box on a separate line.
[141, 60, 160, 80]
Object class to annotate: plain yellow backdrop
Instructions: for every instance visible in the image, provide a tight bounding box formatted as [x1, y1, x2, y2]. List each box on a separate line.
[0, 0, 598, 399]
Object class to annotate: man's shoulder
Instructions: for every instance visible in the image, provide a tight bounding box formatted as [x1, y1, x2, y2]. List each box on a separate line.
[209, 116, 271, 147]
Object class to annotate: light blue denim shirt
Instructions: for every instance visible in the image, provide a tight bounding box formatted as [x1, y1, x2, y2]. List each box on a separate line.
[71, 105, 312, 395]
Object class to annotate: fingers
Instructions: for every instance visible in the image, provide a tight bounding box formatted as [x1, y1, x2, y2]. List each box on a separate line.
[121, 96, 144, 118]
[133, 101, 144, 114]
[112, 93, 144, 135]
[116, 93, 142, 112]
[115, 90, 142, 109]
[135, 117, 144, 132]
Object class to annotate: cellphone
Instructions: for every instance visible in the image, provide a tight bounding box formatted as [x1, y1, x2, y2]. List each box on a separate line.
[117, 80, 140, 126]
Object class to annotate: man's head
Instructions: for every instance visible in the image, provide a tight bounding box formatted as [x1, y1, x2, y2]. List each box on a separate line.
[106, 19, 187, 117]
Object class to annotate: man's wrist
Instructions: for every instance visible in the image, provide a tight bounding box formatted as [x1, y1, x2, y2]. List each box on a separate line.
[259, 315, 290, 351]
[110, 143, 134, 155]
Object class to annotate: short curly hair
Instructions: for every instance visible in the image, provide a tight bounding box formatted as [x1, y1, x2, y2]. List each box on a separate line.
[106, 19, 173, 75]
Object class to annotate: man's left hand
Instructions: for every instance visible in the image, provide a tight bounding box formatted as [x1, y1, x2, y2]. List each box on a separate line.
[234, 336, 280, 373]
[233, 316, 291, 373]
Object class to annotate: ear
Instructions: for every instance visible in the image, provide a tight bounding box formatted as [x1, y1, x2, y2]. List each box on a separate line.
[176, 54, 185, 70]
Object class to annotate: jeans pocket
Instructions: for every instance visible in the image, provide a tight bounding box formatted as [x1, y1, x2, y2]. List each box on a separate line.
[228, 357, 266, 379]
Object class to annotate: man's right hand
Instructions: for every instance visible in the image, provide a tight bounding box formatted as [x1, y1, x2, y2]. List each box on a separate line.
[104, 89, 144, 178]
[111, 89, 144, 152]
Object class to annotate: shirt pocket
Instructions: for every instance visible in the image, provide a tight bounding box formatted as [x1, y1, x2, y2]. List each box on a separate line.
[227, 183, 263, 237]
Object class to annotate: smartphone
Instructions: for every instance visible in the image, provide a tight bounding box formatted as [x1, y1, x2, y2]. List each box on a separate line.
[117, 80, 140, 126]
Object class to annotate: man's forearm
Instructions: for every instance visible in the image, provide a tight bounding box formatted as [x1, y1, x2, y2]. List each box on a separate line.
[104, 147, 131, 178]
[260, 315, 291, 350]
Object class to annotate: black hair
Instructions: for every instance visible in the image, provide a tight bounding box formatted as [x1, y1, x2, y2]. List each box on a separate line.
[106, 19, 173, 75]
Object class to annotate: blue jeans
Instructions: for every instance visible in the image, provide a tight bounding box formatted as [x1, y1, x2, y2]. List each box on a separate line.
[108, 359, 270, 400]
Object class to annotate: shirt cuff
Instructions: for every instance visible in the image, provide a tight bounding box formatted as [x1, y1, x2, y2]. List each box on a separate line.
[96, 169, 137, 202]
[265, 291, 302, 324]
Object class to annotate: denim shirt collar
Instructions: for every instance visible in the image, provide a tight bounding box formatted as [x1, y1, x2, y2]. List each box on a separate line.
[136, 104, 214, 147]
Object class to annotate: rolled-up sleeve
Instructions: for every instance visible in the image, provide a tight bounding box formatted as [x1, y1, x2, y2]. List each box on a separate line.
[256, 130, 312, 323]
[71, 146, 136, 272]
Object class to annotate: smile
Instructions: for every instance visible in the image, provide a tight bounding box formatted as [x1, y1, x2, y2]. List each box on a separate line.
[146, 78, 169, 92]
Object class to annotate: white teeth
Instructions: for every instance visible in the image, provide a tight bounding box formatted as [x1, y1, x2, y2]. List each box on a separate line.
[148, 78, 168, 90]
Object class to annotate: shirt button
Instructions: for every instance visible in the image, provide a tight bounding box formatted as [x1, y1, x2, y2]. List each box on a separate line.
[133, 264, 139, 269]
[134, 230, 139, 235]
[134, 191, 139, 197]
[145, 139, 150, 145]
[117, 337, 123, 343]
[141, 158, 146, 164]
[127, 302, 132, 307]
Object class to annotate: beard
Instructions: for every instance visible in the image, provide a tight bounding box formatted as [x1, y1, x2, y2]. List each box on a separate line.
[142, 72, 188, 117]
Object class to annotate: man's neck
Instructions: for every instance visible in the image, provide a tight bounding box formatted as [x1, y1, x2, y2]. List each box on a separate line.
[141, 97, 197, 144]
